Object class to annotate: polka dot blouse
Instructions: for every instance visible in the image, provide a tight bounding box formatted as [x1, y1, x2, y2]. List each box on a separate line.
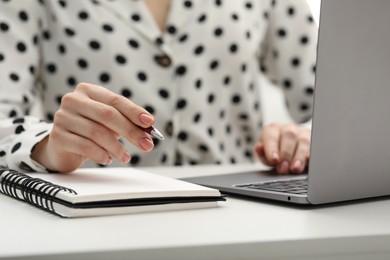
[0, 0, 317, 172]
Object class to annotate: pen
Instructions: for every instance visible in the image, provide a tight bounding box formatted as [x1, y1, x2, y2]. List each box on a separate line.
[142, 126, 165, 140]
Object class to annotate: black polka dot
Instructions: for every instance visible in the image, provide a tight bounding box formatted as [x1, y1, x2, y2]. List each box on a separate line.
[89, 40, 101, 50]
[67, 76, 77, 87]
[291, 57, 300, 67]
[176, 99, 187, 109]
[56, 95, 63, 105]
[0, 53, 4, 62]
[208, 127, 214, 137]
[231, 13, 239, 21]
[121, 88, 132, 98]
[159, 88, 169, 99]
[178, 34, 189, 43]
[178, 131, 188, 141]
[0, 151, 6, 157]
[16, 42, 27, 52]
[195, 79, 202, 89]
[223, 76, 231, 86]
[241, 63, 247, 72]
[184, 1, 192, 8]
[19, 10, 29, 22]
[15, 125, 25, 134]
[10, 73, 20, 82]
[64, 27, 76, 36]
[300, 103, 310, 111]
[137, 71, 148, 82]
[160, 153, 168, 163]
[307, 15, 314, 24]
[300, 35, 309, 45]
[176, 65, 187, 76]
[13, 118, 25, 124]
[58, 0, 66, 8]
[229, 43, 238, 53]
[47, 112, 54, 122]
[209, 60, 219, 70]
[208, 93, 215, 104]
[198, 144, 209, 152]
[99, 72, 110, 83]
[144, 105, 155, 114]
[102, 23, 114, 32]
[155, 37, 164, 46]
[115, 54, 127, 64]
[232, 94, 241, 104]
[78, 10, 89, 20]
[11, 142, 22, 153]
[0, 22, 10, 32]
[29, 65, 35, 75]
[214, 27, 223, 37]
[42, 30, 51, 40]
[9, 110, 17, 117]
[130, 154, 140, 165]
[128, 38, 140, 48]
[245, 2, 253, 9]
[277, 28, 287, 38]
[46, 63, 57, 73]
[215, 0, 222, 6]
[193, 113, 201, 123]
[167, 25, 177, 34]
[305, 86, 314, 95]
[198, 13, 207, 23]
[194, 45, 204, 55]
[58, 43, 66, 54]
[131, 13, 141, 22]
[283, 78, 292, 89]
[77, 58, 88, 69]
[287, 6, 295, 16]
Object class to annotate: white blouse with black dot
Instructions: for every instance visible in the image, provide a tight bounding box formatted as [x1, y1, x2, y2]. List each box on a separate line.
[0, 0, 317, 172]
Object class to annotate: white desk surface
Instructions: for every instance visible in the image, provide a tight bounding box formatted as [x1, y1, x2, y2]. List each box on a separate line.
[1, 164, 390, 260]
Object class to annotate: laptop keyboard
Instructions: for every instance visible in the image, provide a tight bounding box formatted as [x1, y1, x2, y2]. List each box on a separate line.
[235, 177, 308, 195]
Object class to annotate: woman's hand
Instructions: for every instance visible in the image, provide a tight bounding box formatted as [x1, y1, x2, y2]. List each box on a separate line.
[254, 123, 311, 174]
[31, 83, 155, 172]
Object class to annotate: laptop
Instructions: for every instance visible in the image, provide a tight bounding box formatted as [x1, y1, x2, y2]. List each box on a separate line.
[183, 0, 390, 205]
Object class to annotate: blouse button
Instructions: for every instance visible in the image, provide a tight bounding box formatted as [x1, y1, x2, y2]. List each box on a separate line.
[164, 121, 174, 137]
[154, 54, 172, 68]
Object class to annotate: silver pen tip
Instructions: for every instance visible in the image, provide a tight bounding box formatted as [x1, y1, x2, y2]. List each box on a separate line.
[151, 128, 165, 140]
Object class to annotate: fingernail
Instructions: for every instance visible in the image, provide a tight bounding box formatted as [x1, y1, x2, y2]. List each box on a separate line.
[279, 161, 289, 174]
[139, 138, 154, 151]
[271, 152, 279, 164]
[105, 157, 113, 165]
[292, 160, 302, 172]
[122, 152, 131, 163]
[139, 113, 154, 125]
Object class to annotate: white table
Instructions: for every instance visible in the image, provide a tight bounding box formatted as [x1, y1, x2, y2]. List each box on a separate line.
[1, 164, 390, 260]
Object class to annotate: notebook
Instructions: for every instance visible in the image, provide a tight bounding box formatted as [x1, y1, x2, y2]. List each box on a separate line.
[183, 0, 390, 205]
[0, 166, 225, 218]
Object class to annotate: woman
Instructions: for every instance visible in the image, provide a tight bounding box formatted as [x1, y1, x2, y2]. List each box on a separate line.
[0, 0, 316, 173]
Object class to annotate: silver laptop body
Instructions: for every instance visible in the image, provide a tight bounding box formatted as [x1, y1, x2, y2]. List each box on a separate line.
[183, 0, 390, 205]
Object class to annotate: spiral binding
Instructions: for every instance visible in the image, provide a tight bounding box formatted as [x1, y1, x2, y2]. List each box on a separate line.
[0, 166, 77, 215]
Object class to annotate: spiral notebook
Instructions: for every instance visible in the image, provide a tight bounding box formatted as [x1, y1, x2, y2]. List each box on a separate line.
[0, 166, 225, 218]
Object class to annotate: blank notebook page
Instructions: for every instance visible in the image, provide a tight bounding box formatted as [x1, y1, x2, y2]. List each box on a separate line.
[31, 168, 219, 203]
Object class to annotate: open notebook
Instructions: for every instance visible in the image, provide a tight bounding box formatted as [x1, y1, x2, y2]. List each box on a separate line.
[0, 166, 225, 218]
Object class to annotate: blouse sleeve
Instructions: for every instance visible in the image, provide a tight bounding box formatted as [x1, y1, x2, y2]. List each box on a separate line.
[260, 0, 318, 123]
[0, 0, 52, 172]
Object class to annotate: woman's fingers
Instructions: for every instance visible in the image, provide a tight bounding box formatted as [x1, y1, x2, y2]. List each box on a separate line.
[261, 123, 281, 165]
[255, 123, 311, 174]
[61, 89, 154, 152]
[75, 83, 154, 128]
[54, 109, 131, 164]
